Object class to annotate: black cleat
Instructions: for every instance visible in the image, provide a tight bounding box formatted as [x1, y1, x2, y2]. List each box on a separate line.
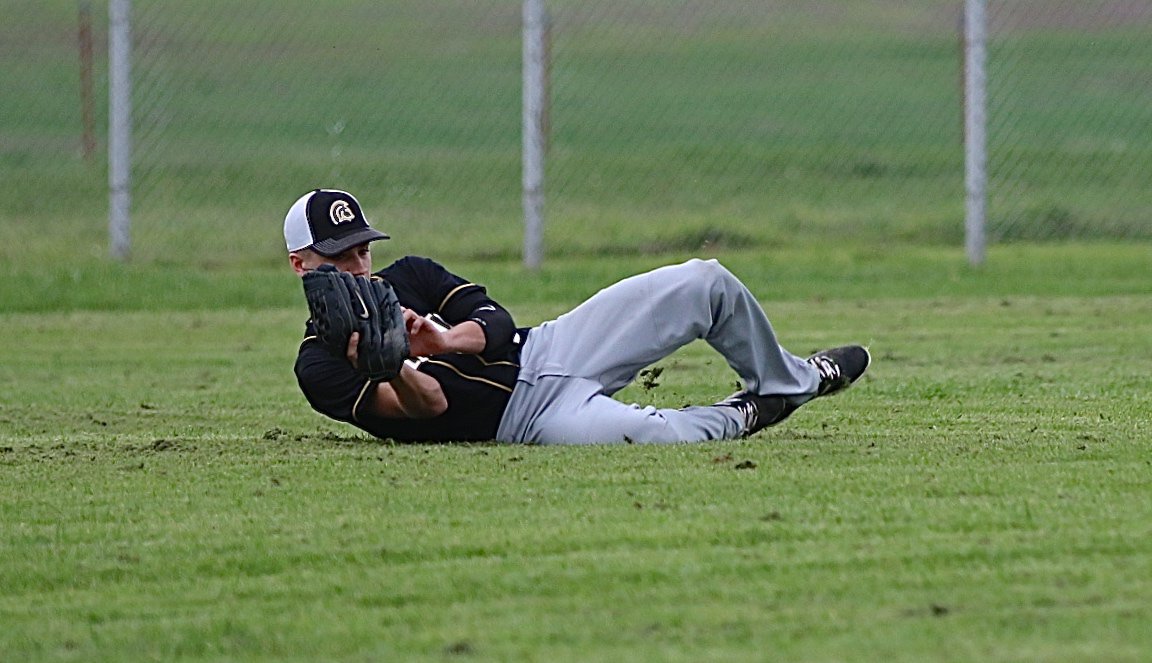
[715, 392, 796, 437]
[716, 346, 869, 437]
[807, 345, 871, 397]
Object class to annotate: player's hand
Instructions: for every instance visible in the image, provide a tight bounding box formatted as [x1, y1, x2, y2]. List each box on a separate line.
[345, 331, 361, 369]
[404, 308, 450, 358]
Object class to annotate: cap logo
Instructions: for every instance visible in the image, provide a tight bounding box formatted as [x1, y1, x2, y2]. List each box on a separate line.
[329, 200, 356, 225]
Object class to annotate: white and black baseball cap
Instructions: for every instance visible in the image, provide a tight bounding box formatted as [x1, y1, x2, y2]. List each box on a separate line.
[283, 189, 390, 257]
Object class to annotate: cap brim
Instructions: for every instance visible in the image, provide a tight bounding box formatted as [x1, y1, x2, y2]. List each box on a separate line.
[309, 227, 390, 257]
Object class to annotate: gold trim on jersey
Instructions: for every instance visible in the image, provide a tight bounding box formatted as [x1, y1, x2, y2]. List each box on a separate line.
[473, 356, 519, 368]
[422, 359, 514, 393]
[438, 283, 479, 312]
[351, 380, 375, 423]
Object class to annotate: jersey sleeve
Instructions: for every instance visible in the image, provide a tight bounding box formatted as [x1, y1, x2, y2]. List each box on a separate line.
[379, 256, 518, 359]
[293, 338, 376, 423]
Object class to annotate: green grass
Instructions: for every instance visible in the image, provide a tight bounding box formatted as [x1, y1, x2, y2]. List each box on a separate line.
[2, 245, 1151, 661]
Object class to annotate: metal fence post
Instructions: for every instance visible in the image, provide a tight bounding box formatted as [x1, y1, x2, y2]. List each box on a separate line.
[109, 0, 132, 261]
[522, 0, 548, 270]
[964, 0, 987, 266]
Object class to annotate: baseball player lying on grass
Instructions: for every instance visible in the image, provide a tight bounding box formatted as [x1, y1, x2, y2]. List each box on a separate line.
[285, 188, 870, 445]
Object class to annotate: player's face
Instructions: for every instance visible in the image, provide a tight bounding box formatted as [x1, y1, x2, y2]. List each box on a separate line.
[292, 243, 373, 277]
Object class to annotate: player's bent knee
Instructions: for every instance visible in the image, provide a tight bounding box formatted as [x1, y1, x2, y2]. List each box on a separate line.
[665, 258, 724, 288]
[672, 258, 740, 302]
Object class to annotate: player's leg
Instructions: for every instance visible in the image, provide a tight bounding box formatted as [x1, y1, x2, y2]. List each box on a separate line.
[525, 258, 819, 398]
[496, 260, 871, 444]
[500, 376, 746, 444]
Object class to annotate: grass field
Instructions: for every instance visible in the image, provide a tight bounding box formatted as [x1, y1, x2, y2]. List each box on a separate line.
[3, 1, 1151, 659]
[2, 244, 1151, 661]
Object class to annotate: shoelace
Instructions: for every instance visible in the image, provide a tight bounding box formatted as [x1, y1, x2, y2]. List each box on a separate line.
[733, 400, 757, 430]
[718, 394, 758, 431]
[808, 355, 841, 383]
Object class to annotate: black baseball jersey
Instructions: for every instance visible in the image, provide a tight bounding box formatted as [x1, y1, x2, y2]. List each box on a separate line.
[294, 256, 526, 442]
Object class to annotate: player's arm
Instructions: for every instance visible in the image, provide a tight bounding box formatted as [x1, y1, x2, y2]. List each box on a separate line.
[387, 257, 517, 358]
[403, 308, 485, 357]
[437, 292, 516, 358]
[366, 363, 447, 419]
[348, 332, 447, 418]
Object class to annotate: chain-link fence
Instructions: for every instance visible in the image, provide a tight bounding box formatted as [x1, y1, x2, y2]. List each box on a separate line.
[2, 1, 1149, 267]
[121, 1, 526, 264]
[2, 2, 107, 263]
[988, 1, 1152, 241]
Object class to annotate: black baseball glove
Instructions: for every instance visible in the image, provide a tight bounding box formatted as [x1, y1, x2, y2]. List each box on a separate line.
[302, 264, 409, 381]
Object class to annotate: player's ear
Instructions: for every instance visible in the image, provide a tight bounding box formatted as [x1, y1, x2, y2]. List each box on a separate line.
[288, 251, 311, 275]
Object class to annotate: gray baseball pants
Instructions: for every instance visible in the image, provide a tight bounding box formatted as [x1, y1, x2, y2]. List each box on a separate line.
[495, 259, 821, 445]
